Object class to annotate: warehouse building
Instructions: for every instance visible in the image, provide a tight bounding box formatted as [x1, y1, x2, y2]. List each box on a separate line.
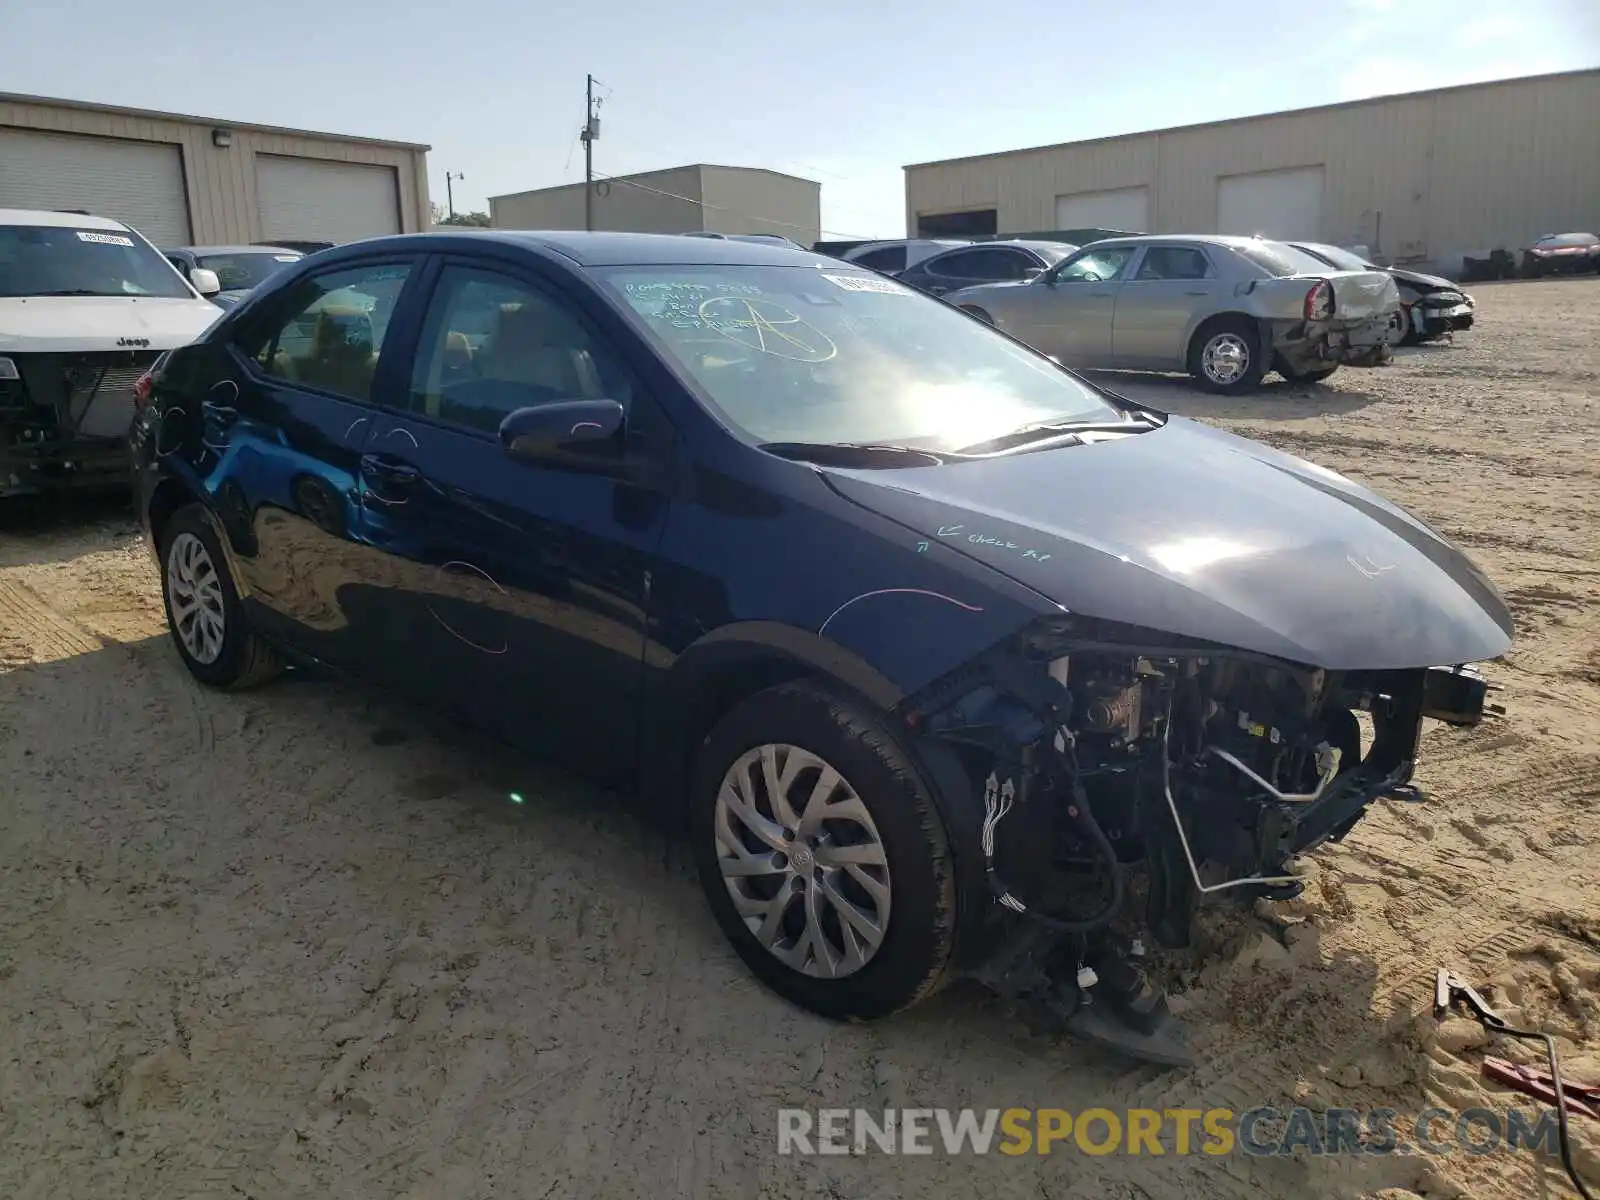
[0, 92, 431, 247]
[905, 69, 1600, 273]
[490, 164, 820, 246]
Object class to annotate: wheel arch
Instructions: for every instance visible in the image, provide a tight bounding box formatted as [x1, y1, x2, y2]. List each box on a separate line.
[640, 621, 905, 823]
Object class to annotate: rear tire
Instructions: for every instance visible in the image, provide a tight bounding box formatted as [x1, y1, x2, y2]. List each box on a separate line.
[1188, 317, 1266, 394]
[1276, 358, 1340, 384]
[689, 681, 957, 1020]
[159, 504, 282, 690]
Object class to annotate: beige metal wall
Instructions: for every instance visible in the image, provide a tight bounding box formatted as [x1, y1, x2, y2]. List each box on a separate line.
[0, 93, 431, 243]
[491, 165, 821, 244]
[906, 70, 1600, 267]
[492, 166, 706, 232]
[700, 167, 820, 245]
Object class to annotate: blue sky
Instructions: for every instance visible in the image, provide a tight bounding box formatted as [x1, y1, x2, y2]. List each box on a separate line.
[3, 0, 1596, 239]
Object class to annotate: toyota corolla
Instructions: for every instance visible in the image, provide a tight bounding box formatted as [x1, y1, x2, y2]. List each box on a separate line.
[129, 231, 1512, 1064]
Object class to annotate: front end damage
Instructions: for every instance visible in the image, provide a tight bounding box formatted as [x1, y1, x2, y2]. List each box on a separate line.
[900, 614, 1501, 1066]
[0, 350, 161, 497]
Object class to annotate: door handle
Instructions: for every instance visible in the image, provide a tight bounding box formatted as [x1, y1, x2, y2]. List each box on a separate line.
[360, 454, 421, 485]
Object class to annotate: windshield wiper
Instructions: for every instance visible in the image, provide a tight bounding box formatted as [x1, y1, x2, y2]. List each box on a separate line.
[955, 414, 1158, 456]
[759, 441, 953, 468]
[32, 289, 113, 297]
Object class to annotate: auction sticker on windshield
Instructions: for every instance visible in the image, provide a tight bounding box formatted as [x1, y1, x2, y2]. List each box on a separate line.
[821, 273, 910, 295]
[75, 231, 135, 247]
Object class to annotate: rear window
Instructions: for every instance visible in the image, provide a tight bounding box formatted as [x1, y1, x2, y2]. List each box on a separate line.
[196, 251, 302, 291]
[0, 224, 192, 299]
[1236, 240, 1344, 277]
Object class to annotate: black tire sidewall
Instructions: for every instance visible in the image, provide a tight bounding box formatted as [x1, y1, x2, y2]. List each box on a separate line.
[1189, 318, 1265, 394]
[158, 505, 253, 687]
[689, 682, 957, 1021]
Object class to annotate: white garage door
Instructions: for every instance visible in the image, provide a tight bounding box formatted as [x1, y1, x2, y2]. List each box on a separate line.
[256, 155, 400, 246]
[1217, 167, 1325, 241]
[1054, 186, 1149, 232]
[0, 128, 191, 245]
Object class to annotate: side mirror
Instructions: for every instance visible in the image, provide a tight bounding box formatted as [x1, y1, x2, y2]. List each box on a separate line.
[190, 267, 222, 297]
[499, 398, 626, 468]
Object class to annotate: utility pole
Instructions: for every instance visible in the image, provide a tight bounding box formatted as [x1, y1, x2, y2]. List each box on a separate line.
[444, 171, 464, 219]
[581, 74, 601, 231]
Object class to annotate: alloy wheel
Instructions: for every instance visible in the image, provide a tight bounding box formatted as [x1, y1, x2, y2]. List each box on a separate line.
[1202, 333, 1250, 384]
[166, 531, 226, 665]
[713, 743, 892, 979]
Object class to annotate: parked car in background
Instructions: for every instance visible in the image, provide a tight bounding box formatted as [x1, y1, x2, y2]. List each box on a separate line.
[252, 239, 335, 255]
[165, 244, 305, 310]
[1520, 232, 1600, 277]
[0, 208, 221, 497]
[1291, 241, 1474, 345]
[897, 240, 1077, 296]
[837, 238, 971, 276]
[129, 230, 1510, 1064]
[945, 235, 1400, 393]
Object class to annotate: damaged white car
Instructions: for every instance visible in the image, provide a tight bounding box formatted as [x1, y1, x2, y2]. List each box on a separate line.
[945, 234, 1401, 394]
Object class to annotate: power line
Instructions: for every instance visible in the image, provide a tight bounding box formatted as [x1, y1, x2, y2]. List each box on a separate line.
[591, 169, 874, 242]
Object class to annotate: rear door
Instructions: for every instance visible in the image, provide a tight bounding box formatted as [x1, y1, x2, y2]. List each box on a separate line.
[213, 257, 421, 667]
[354, 255, 674, 778]
[1112, 243, 1220, 368]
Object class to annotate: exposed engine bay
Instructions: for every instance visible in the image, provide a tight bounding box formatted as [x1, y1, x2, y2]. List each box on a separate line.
[903, 613, 1501, 1065]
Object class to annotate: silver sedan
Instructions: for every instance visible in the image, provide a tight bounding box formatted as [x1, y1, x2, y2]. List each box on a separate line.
[943, 235, 1401, 394]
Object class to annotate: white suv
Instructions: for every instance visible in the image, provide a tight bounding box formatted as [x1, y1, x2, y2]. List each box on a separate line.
[1, 208, 225, 497]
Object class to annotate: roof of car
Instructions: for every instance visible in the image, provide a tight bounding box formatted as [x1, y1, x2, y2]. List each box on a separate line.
[324, 229, 839, 268]
[0, 208, 130, 230]
[1086, 233, 1279, 250]
[166, 244, 304, 256]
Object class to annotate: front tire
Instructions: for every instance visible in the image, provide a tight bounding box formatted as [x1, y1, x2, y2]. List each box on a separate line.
[1188, 317, 1266, 394]
[690, 682, 957, 1020]
[159, 505, 282, 689]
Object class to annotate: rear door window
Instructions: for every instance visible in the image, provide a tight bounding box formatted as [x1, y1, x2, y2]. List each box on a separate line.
[239, 262, 414, 404]
[853, 246, 907, 273]
[1133, 246, 1212, 281]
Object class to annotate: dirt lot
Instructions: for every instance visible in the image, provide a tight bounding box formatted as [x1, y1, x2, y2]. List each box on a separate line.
[2, 279, 1598, 1200]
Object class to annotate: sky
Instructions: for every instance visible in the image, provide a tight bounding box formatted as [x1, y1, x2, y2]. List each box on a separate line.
[3, 0, 1596, 240]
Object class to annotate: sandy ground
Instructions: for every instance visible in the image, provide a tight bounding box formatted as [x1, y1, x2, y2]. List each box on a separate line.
[2, 278, 1598, 1200]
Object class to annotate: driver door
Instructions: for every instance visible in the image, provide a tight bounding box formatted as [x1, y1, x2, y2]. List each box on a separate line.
[354, 257, 674, 780]
[1008, 245, 1137, 365]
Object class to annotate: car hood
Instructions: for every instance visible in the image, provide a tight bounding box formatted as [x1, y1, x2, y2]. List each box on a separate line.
[1387, 267, 1460, 292]
[820, 417, 1512, 670]
[0, 296, 219, 353]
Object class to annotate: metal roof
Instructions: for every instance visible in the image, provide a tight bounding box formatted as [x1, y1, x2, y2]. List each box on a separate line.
[490, 163, 818, 203]
[903, 67, 1600, 170]
[0, 91, 431, 152]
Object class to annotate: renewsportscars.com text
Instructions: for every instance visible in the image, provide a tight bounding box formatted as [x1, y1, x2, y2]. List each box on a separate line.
[777, 1106, 1563, 1158]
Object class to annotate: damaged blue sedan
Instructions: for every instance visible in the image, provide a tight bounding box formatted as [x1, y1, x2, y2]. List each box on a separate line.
[129, 232, 1512, 1065]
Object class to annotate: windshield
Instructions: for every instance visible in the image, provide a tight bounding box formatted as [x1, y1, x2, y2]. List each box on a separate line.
[196, 250, 302, 291]
[598, 265, 1121, 452]
[1237, 240, 1348, 277]
[0, 224, 193, 299]
[1297, 243, 1373, 272]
